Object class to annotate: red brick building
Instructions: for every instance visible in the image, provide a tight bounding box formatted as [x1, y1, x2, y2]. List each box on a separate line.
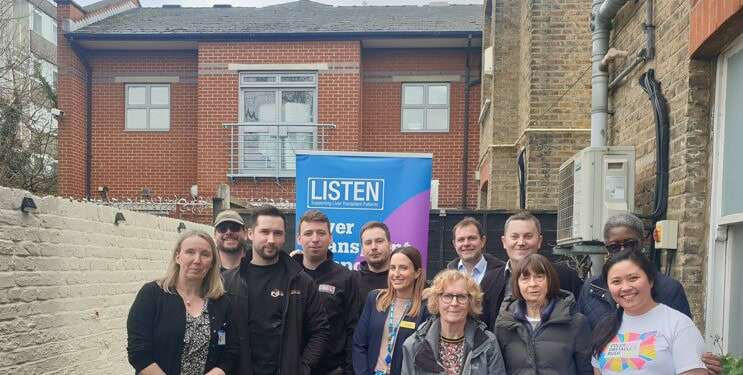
[56, 0, 483, 208]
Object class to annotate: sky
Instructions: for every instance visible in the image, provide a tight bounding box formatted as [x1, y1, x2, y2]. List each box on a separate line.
[76, 0, 481, 7]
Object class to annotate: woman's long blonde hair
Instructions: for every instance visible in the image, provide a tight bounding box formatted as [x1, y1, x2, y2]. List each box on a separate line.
[157, 230, 224, 299]
[376, 246, 426, 317]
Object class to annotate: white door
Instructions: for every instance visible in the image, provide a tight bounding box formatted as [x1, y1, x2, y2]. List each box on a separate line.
[705, 33, 743, 356]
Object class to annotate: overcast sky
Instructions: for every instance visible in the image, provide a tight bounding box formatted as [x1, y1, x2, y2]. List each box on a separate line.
[76, 0, 481, 7]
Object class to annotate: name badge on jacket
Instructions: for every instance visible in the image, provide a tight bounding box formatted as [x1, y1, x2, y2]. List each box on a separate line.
[399, 320, 416, 330]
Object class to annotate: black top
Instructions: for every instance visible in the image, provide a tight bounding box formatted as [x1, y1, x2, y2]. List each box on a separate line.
[126, 281, 237, 374]
[354, 261, 389, 303]
[293, 253, 361, 374]
[247, 262, 287, 375]
[222, 251, 330, 375]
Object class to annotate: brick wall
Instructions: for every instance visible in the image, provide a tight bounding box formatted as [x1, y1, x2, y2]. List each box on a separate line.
[480, 0, 592, 210]
[362, 48, 481, 208]
[0, 186, 212, 373]
[88, 51, 199, 199]
[196, 41, 363, 202]
[57, 2, 89, 198]
[607, 0, 714, 327]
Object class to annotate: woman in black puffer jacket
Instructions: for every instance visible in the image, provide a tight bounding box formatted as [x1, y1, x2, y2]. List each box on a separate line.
[495, 254, 592, 375]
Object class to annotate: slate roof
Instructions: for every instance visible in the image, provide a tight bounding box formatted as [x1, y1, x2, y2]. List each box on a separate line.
[70, 0, 482, 39]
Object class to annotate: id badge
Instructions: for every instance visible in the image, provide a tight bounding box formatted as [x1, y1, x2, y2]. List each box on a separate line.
[217, 329, 226, 346]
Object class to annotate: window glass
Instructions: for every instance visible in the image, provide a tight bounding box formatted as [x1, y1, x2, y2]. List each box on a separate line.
[722, 48, 743, 217]
[426, 108, 449, 130]
[403, 108, 425, 130]
[428, 85, 448, 105]
[401, 83, 450, 131]
[282, 90, 314, 123]
[243, 76, 276, 84]
[128, 86, 147, 105]
[150, 86, 169, 105]
[149, 109, 170, 130]
[33, 11, 42, 34]
[126, 109, 147, 129]
[403, 85, 424, 105]
[244, 91, 276, 123]
[281, 75, 314, 83]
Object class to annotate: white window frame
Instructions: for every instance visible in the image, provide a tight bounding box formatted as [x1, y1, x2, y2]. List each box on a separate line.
[705, 32, 743, 356]
[237, 72, 318, 177]
[125, 84, 171, 131]
[400, 82, 450, 132]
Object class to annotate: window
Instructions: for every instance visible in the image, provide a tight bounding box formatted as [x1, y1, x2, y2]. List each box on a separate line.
[32, 10, 43, 34]
[125, 84, 170, 131]
[238, 72, 317, 176]
[30, 8, 57, 45]
[401, 83, 450, 132]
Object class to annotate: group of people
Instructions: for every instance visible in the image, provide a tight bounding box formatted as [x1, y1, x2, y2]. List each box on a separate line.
[126, 206, 721, 375]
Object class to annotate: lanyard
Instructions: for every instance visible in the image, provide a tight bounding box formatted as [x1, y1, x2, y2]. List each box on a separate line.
[376, 299, 411, 375]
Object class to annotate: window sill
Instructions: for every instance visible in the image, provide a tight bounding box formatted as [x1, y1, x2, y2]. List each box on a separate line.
[400, 129, 450, 133]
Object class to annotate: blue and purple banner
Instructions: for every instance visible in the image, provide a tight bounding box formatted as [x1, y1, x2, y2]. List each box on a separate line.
[296, 151, 432, 270]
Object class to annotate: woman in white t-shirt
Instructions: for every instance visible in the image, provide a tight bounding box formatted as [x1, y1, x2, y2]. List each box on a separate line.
[591, 249, 708, 375]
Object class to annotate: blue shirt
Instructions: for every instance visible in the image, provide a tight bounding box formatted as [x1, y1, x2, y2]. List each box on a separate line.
[457, 255, 488, 284]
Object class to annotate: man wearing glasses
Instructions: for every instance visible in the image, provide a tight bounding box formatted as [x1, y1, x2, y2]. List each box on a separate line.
[213, 209, 248, 272]
[577, 212, 691, 328]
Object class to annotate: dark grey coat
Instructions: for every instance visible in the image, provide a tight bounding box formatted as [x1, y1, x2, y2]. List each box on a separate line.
[494, 291, 592, 375]
[401, 317, 506, 375]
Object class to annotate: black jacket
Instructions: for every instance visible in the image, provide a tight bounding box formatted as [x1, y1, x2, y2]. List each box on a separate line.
[354, 261, 389, 303]
[495, 291, 593, 375]
[481, 261, 583, 331]
[293, 252, 361, 374]
[126, 281, 238, 374]
[577, 273, 691, 329]
[223, 251, 330, 375]
[446, 253, 506, 324]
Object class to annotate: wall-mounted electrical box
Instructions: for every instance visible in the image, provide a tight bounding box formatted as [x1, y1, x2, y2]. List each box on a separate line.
[557, 146, 636, 246]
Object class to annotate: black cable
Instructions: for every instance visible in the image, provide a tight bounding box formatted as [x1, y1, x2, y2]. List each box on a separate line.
[637, 69, 670, 270]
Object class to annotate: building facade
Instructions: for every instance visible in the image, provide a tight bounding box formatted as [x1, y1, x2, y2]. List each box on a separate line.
[480, 0, 743, 354]
[55, 0, 482, 209]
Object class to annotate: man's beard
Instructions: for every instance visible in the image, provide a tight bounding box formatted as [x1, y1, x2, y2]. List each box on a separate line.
[366, 256, 389, 271]
[219, 240, 245, 254]
[255, 244, 280, 261]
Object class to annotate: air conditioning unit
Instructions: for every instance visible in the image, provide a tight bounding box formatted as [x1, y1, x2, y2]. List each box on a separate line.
[557, 146, 635, 246]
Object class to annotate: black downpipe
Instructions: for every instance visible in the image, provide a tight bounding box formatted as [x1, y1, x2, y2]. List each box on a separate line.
[461, 35, 472, 208]
[517, 148, 526, 209]
[637, 69, 670, 271]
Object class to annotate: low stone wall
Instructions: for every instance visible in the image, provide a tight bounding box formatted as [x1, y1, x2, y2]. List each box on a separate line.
[0, 186, 212, 373]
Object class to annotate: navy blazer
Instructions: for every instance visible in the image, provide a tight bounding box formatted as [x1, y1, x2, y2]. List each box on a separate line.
[352, 290, 429, 375]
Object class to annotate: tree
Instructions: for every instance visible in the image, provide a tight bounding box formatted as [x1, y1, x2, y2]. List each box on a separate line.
[0, 0, 58, 194]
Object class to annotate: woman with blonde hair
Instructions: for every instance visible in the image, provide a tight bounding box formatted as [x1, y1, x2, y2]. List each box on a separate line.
[353, 246, 429, 375]
[127, 230, 238, 375]
[401, 270, 506, 374]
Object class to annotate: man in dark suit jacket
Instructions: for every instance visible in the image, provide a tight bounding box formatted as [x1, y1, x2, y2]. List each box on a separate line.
[446, 217, 506, 327]
[480, 211, 583, 330]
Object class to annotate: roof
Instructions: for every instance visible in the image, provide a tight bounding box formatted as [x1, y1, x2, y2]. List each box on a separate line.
[83, 0, 126, 12]
[69, 0, 482, 40]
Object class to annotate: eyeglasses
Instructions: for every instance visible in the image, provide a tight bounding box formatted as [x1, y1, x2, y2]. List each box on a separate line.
[440, 293, 469, 304]
[216, 222, 243, 234]
[605, 239, 640, 254]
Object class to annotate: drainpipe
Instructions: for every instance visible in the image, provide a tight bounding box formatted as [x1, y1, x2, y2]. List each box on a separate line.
[591, 0, 631, 147]
[461, 34, 472, 209]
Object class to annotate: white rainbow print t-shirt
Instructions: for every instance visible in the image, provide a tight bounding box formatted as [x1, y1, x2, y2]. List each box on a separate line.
[591, 304, 705, 374]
